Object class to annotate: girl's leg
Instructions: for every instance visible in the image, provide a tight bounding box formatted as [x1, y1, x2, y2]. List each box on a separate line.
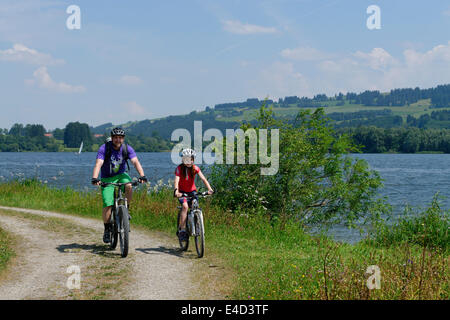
[179, 202, 189, 230]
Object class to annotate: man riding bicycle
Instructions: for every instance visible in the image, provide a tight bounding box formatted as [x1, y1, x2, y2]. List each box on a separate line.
[91, 127, 147, 243]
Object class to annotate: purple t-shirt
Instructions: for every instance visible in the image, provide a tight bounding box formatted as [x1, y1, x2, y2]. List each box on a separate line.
[96, 144, 137, 178]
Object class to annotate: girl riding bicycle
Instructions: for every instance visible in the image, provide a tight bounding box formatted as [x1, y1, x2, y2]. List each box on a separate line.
[174, 148, 214, 242]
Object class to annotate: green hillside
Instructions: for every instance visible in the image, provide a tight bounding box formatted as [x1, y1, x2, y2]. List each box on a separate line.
[91, 84, 450, 138]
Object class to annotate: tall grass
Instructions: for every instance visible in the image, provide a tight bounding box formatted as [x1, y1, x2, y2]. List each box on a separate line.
[0, 226, 15, 275]
[0, 179, 448, 300]
[369, 194, 449, 251]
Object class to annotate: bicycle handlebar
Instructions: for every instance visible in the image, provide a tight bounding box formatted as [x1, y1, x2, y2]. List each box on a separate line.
[178, 191, 213, 199]
[100, 180, 140, 187]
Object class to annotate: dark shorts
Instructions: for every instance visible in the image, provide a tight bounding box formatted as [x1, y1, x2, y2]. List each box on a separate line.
[178, 190, 198, 207]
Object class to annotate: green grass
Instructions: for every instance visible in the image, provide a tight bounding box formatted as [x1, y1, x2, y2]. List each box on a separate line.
[217, 99, 450, 124]
[0, 179, 448, 300]
[0, 226, 15, 276]
[370, 196, 449, 250]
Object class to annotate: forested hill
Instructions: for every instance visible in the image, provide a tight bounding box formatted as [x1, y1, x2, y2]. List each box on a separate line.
[91, 84, 450, 139]
[2, 84, 450, 153]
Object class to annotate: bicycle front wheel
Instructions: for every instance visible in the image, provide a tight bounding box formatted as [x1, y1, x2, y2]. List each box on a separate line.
[194, 210, 205, 258]
[110, 208, 118, 250]
[118, 205, 130, 257]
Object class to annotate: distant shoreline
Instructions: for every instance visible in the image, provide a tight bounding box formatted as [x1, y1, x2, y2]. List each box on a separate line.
[0, 150, 447, 154]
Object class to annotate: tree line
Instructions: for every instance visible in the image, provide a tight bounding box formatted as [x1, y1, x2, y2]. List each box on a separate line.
[207, 84, 449, 111]
[338, 126, 450, 153]
[0, 122, 173, 152]
[344, 84, 450, 107]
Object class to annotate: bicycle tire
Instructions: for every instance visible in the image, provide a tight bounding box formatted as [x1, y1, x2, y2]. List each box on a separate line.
[118, 205, 129, 257]
[110, 207, 118, 249]
[193, 210, 205, 258]
[177, 210, 189, 251]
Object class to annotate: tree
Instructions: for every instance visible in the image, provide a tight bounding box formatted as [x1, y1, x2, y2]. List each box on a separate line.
[9, 123, 25, 136]
[210, 106, 388, 231]
[401, 129, 421, 153]
[25, 124, 45, 138]
[53, 128, 65, 140]
[63, 122, 93, 148]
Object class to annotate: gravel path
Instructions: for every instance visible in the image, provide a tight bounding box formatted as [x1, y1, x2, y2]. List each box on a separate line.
[0, 206, 227, 300]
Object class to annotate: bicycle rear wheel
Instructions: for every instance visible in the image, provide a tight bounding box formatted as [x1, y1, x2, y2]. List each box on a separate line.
[194, 210, 205, 258]
[118, 205, 129, 257]
[177, 210, 189, 251]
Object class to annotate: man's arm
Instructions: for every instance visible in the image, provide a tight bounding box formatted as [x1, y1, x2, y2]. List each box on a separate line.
[130, 157, 145, 177]
[92, 159, 104, 185]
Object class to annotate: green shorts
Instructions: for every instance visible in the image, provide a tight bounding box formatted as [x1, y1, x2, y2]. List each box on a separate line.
[101, 173, 132, 208]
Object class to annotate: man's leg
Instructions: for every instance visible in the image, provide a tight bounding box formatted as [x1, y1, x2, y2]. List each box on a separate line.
[102, 206, 112, 223]
[101, 182, 115, 243]
[102, 206, 113, 243]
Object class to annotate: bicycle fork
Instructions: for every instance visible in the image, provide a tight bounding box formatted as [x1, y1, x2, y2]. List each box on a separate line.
[188, 211, 196, 236]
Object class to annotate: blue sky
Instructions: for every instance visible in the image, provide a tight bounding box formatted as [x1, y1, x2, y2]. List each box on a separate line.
[0, 0, 449, 129]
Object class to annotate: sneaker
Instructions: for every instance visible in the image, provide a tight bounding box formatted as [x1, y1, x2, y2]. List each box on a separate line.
[178, 230, 188, 241]
[103, 224, 111, 243]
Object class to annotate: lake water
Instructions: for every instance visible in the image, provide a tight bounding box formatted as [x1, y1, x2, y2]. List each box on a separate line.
[0, 152, 449, 242]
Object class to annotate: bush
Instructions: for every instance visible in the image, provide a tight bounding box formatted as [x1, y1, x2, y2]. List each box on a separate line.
[210, 106, 389, 230]
[370, 194, 449, 250]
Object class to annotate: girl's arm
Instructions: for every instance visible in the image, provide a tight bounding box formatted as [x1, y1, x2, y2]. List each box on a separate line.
[174, 175, 182, 197]
[197, 171, 214, 194]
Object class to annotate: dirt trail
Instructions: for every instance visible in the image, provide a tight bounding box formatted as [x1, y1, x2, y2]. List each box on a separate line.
[0, 206, 228, 300]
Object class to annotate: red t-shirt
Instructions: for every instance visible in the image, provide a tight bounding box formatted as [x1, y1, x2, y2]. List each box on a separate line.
[175, 164, 201, 192]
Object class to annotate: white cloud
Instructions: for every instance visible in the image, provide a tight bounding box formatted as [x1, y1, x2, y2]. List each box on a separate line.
[256, 61, 312, 98]
[26, 66, 86, 93]
[354, 48, 399, 71]
[281, 47, 330, 61]
[252, 42, 450, 99]
[122, 101, 149, 116]
[222, 20, 277, 35]
[403, 42, 450, 66]
[317, 42, 450, 93]
[118, 75, 142, 86]
[0, 43, 64, 66]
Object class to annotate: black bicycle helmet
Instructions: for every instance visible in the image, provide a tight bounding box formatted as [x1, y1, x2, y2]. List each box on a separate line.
[111, 127, 125, 137]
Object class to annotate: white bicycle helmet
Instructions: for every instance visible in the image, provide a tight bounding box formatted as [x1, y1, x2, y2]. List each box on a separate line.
[180, 148, 196, 158]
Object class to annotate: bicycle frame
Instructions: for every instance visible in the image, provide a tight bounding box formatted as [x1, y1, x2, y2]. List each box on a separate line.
[99, 180, 139, 257]
[176, 190, 212, 258]
[177, 192, 209, 236]
[114, 184, 128, 208]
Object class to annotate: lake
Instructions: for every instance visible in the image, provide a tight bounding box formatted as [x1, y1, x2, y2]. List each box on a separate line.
[0, 152, 449, 242]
